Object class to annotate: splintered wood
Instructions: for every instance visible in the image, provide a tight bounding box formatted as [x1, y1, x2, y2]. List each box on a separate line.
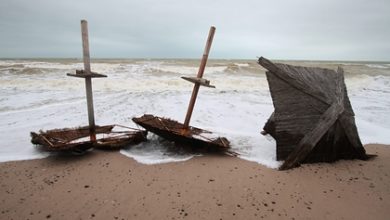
[132, 114, 234, 155]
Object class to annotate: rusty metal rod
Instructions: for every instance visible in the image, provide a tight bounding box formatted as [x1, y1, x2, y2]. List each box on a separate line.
[183, 26, 216, 128]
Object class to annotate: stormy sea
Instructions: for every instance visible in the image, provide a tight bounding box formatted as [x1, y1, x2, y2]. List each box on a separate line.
[1, 59, 389, 168]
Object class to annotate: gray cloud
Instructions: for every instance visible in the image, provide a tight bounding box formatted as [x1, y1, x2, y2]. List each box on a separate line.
[0, 0, 389, 60]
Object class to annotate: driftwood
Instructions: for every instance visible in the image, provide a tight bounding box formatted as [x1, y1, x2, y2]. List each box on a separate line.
[258, 57, 370, 170]
[133, 114, 235, 155]
[31, 125, 147, 152]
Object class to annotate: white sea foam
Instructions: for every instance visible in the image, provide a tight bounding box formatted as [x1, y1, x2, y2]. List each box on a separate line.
[365, 64, 389, 69]
[0, 59, 389, 168]
[120, 134, 197, 165]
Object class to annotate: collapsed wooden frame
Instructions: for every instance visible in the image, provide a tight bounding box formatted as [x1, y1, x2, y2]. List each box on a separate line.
[259, 57, 371, 170]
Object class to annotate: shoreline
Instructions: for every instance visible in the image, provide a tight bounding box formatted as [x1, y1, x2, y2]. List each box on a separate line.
[0, 144, 389, 219]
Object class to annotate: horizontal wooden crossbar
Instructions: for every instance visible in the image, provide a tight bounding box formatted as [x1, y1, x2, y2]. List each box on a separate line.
[67, 69, 107, 78]
[181, 76, 215, 88]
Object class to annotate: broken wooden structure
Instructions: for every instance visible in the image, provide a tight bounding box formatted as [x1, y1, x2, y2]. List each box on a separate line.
[133, 115, 233, 154]
[133, 26, 233, 155]
[258, 57, 370, 170]
[31, 20, 147, 152]
[31, 125, 147, 152]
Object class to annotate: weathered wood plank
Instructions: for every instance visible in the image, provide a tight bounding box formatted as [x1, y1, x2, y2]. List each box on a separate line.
[259, 57, 332, 105]
[81, 20, 96, 141]
[67, 72, 107, 78]
[280, 102, 345, 170]
[181, 77, 215, 88]
[265, 69, 326, 160]
[335, 67, 344, 105]
[338, 67, 355, 116]
[260, 57, 368, 168]
[339, 114, 366, 155]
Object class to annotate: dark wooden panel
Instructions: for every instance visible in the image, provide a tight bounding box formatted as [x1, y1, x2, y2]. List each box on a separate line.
[258, 57, 368, 169]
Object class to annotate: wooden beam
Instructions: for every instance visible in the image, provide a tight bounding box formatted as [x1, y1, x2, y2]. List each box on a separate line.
[67, 70, 107, 78]
[334, 66, 366, 158]
[335, 67, 344, 105]
[181, 77, 215, 88]
[80, 20, 96, 142]
[279, 102, 345, 170]
[183, 26, 216, 128]
[338, 114, 366, 154]
[258, 57, 332, 105]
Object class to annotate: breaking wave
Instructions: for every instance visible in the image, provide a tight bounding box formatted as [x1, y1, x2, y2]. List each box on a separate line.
[0, 59, 389, 167]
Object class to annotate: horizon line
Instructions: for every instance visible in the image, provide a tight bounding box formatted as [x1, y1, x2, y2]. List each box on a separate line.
[0, 57, 389, 63]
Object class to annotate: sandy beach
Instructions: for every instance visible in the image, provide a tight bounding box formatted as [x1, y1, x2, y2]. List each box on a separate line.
[1, 0, 389, 219]
[0, 144, 389, 220]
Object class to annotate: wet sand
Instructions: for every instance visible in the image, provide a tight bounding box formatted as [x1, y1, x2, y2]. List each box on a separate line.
[0, 144, 389, 220]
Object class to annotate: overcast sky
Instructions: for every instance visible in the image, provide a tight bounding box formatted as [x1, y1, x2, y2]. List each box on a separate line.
[0, 0, 389, 60]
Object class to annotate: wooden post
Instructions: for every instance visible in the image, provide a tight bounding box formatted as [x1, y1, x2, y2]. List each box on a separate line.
[81, 20, 96, 142]
[183, 26, 216, 128]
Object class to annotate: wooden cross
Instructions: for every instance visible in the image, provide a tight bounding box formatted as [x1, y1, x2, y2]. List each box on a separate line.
[67, 20, 107, 142]
[182, 26, 216, 129]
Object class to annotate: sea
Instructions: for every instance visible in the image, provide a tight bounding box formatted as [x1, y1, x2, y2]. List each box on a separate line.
[1, 58, 389, 168]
